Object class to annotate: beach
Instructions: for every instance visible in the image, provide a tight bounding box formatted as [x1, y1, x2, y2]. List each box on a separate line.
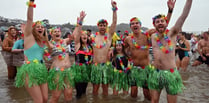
[0, 49, 209, 103]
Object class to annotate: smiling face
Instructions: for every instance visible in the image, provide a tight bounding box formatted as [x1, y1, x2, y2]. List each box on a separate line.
[10, 28, 17, 37]
[154, 18, 168, 33]
[97, 23, 107, 34]
[51, 28, 61, 41]
[81, 31, 88, 44]
[34, 23, 45, 37]
[130, 21, 141, 34]
[115, 43, 122, 53]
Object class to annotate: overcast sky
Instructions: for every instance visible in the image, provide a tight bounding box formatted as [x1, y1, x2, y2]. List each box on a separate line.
[0, 0, 208, 32]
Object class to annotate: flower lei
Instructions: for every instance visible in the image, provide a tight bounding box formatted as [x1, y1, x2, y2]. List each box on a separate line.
[155, 29, 173, 54]
[51, 39, 66, 60]
[91, 32, 108, 48]
[130, 30, 151, 49]
[83, 45, 93, 64]
[43, 46, 51, 61]
[114, 55, 132, 73]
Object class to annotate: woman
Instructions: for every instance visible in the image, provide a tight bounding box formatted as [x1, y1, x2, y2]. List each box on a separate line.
[2, 26, 18, 79]
[111, 40, 131, 95]
[47, 26, 74, 102]
[176, 32, 190, 71]
[15, 0, 49, 102]
[47, 13, 82, 103]
[72, 11, 93, 99]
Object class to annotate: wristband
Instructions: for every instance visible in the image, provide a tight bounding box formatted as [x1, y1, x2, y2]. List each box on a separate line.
[26, 1, 36, 8]
[112, 7, 118, 11]
[168, 9, 173, 13]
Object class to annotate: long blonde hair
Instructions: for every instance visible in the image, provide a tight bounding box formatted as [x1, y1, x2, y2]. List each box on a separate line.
[31, 21, 45, 43]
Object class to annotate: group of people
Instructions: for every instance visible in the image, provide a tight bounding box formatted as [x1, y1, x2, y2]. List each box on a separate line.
[175, 31, 209, 72]
[2, 0, 205, 103]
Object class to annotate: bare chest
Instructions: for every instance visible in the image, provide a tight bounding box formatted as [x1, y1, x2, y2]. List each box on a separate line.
[128, 36, 149, 50]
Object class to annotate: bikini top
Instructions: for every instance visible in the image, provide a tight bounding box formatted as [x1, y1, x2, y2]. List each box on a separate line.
[51, 44, 69, 57]
[75, 50, 93, 64]
[24, 42, 44, 61]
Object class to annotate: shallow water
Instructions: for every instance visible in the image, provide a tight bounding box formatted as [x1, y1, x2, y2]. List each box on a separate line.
[0, 51, 209, 103]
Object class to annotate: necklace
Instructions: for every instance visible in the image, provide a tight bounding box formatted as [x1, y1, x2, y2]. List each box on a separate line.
[91, 32, 108, 48]
[155, 29, 173, 54]
[51, 39, 66, 60]
[116, 55, 132, 72]
[130, 30, 150, 49]
[83, 45, 93, 64]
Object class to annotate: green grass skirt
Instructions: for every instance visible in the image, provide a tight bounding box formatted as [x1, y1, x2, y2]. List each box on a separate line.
[15, 62, 48, 88]
[48, 67, 75, 90]
[128, 65, 151, 87]
[110, 68, 130, 91]
[147, 68, 184, 95]
[71, 63, 91, 83]
[90, 63, 113, 84]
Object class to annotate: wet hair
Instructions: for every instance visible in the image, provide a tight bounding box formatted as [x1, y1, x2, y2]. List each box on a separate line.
[179, 32, 187, 37]
[152, 14, 168, 25]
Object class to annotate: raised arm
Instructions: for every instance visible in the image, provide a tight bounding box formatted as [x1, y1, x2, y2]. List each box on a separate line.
[73, 11, 86, 52]
[24, 0, 36, 37]
[170, 0, 192, 37]
[146, 0, 176, 37]
[108, 0, 117, 38]
[166, 0, 176, 24]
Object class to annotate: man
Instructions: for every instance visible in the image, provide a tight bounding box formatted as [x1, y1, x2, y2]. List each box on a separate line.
[148, 0, 192, 103]
[2, 26, 18, 79]
[124, 0, 176, 99]
[192, 31, 209, 67]
[91, 0, 117, 96]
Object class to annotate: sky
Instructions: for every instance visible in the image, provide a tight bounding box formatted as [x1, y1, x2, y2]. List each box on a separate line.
[0, 0, 208, 33]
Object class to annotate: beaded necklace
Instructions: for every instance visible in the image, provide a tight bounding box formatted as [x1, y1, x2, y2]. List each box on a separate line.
[91, 32, 108, 48]
[83, 45, 93, 64]
[116, 55, 132, 72]
[130, 30, 150, 49]
[51, 39, 66, 60]
[155, 29, 173, 54]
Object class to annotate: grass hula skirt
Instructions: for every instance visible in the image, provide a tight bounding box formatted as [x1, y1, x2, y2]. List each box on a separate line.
[48, 67, 75, 90]
[111, 68, 130, 91]
[15, 59, 48, 88]
[90, 62, 113, 84]
[71, 63, 91, 83]
[129, 65, 151, 87]
[147, 67, 184, 95]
